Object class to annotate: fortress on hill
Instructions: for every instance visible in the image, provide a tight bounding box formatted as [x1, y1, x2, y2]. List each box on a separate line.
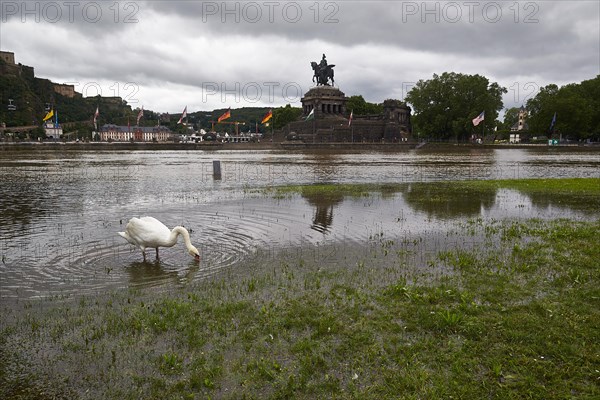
[286, 54, 412, 143]
[1, 51, 79, 99]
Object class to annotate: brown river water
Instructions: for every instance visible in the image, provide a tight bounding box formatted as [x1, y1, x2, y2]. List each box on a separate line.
[1, 147, 598, 301]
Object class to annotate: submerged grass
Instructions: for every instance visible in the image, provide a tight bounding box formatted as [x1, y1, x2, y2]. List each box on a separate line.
[2, 178, 599, 399]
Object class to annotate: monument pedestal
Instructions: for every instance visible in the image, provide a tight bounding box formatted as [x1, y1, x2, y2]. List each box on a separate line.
[301, 86, 348, 119]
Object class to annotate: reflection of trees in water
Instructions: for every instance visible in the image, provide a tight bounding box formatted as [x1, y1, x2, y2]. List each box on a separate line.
[0, 154, 89, 230]
[301, 189, 344, 234]
[520, 192, 600, 213]
[402, 182, 497, 219]
[0, 177, 66, 230]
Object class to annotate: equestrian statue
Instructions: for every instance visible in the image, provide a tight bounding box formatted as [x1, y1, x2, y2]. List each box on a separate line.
[311, 54, 335, 86]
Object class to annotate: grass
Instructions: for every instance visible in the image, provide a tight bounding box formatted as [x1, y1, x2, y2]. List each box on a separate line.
[1, 178, 599, 399]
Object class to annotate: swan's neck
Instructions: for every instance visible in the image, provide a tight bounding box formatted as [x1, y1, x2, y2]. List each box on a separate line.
[170, 226, 194, 250]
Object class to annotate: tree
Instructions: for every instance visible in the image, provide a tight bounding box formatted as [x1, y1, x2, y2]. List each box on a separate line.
[273, 104, 302, 129]
[502, 107, 520, 131]
[525, 84, 559, 135]
[31, 126, 46, 140]
[345, 95, 383, 115]
[526, 76, 600, 140]
[405, 72, 506, 141]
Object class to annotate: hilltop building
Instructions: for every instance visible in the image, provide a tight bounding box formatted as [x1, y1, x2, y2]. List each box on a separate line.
[99, 124, 173, 142]
[0, 51, 15, 64]
[0, 50, 35, 78]
[53, 83, 78, 98]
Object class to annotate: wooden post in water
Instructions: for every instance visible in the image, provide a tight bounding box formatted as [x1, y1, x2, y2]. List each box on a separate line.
[213, 160, 222, 180]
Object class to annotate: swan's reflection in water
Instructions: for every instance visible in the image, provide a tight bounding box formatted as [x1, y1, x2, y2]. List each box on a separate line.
[125, 260, 200, 288]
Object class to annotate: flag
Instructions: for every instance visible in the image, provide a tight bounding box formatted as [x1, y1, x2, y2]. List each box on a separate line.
[305, 108, 315, 121]
[43, 109, 54, 122]
[177, 106, 187, 124]
[137, 106, 144, 125]
[261, 109, 273, 124]
[93, 106, 99, 129]
[472, 111, 485, 126]
[217, 107, 231, 123]
[549, 112, 557, 131]
[348, 110, 353, 127]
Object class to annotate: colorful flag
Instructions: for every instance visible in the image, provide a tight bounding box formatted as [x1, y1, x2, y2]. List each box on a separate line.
[472, 111, 485, 126]
[93, 106, 99, 129]
[217, 108, 231, 123]
[261, 109, 273, 124]
[177, 106, 187, 124]
[348, 110, 353, 127]
[305, 108, 315, 121]
[137, 106, 144, 126]
[43, 109, 54, 122]
[549, 112, 557, 131]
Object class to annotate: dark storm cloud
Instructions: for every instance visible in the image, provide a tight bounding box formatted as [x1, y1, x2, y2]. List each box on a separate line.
[1, 1, 597, 112]
[137, 0, 599, 83]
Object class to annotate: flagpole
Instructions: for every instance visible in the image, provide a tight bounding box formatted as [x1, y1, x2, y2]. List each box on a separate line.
[482, 115, 485, 144]
[349, 110, 353, 143]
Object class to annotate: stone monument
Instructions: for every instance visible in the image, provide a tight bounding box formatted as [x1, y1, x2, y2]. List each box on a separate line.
[285, 55, 412, 143]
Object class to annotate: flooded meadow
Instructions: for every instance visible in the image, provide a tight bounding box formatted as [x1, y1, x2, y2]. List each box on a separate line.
[1, 146, 600, 399]
[1, 146, 598, 301]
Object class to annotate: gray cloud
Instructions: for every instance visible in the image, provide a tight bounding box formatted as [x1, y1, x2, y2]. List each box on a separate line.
[1, 1, 597, 113]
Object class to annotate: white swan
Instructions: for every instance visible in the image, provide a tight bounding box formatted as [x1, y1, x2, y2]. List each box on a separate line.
[118, 216, 200, 262]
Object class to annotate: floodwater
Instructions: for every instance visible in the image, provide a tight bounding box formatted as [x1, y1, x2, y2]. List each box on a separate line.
[1, 147, 599, 301]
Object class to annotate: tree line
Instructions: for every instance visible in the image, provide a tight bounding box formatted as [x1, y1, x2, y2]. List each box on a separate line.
[524, 76, 600, 140]
[406, 73, 599, 141]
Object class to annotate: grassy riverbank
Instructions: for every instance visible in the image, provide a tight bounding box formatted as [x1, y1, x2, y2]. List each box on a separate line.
[1, 179, 599, 399]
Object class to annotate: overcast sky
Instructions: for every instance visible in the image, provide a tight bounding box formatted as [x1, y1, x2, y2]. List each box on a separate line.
[1, 1, 598, 115]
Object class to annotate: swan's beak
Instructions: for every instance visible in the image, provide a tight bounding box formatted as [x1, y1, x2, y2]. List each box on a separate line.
[194, 254, 200, 262]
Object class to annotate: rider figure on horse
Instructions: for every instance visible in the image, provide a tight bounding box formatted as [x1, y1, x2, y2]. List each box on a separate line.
[313, 54, 335, 86]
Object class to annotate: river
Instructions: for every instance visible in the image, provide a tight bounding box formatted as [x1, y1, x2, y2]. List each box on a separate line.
[1, 147, 598, 300]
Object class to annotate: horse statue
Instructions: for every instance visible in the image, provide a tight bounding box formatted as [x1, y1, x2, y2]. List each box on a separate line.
[311, 61, 335, 86]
